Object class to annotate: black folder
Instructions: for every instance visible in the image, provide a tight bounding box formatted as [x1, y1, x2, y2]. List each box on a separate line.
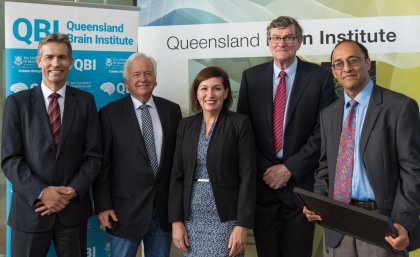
[293, 187, 408, 256]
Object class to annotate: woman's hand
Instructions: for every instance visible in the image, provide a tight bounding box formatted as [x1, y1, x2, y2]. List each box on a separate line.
[172, 221, 189, 253]
[228, 225, 248, 257]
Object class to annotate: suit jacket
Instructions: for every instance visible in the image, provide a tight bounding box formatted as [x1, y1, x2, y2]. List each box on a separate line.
[237, 58, 336, 191]
[168, 110, 256, 228]
[1, 85, 102, 232]
[93, 95, 181, 238]
[314, 85, 420, 251]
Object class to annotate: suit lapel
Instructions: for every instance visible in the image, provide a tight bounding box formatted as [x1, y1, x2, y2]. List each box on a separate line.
[188, 114, 201, 179]
[121, 96, 149, 161]
[261, 62, 275, 131]
[154, 97, 166, 178]
[331, 98, 345, 164]
[360, 85, 382, 155]
[32, 86, 55, 150]
[57, 86, 76, 156]
[285, 59, 311, 127]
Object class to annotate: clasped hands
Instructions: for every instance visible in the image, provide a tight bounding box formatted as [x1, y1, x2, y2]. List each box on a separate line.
[35, 186, 77, 216]
[263, 164, 292, 190]
[302, 207, 410, 251]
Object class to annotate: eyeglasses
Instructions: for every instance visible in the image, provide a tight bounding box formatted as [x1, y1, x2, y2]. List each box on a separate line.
[268, 35, 297, 44]
[331, 56, 367, 70]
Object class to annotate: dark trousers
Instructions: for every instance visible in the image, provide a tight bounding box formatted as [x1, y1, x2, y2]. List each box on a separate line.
[254, 180, 315, 257]
[11, 221, 87, 257]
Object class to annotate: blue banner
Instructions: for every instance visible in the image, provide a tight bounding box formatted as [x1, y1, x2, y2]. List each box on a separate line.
[4, 1, 139, 256]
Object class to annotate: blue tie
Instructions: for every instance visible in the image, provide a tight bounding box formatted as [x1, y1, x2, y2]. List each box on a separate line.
[139, 104, 158, 177]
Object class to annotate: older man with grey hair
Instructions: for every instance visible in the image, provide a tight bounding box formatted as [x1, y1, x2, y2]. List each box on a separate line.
[237, 16, 336, 257]
[93, 52, 182, 257]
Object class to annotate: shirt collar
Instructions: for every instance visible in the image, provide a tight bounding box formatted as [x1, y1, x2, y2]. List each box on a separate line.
[131, 95, 156, 110]
[41, 82, 66, 100]
[344, 80, 374, 108]
[273, 56, 298, 79]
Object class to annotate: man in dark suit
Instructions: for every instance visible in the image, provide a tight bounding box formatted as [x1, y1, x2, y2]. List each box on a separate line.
[237, 16, 336, 257]
[92, 52, 182, 257]
[304, 40, 420, 256]
[1, 33, 102, 257]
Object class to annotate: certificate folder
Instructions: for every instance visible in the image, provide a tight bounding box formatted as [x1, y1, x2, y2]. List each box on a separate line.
[293, 187, 408, 256]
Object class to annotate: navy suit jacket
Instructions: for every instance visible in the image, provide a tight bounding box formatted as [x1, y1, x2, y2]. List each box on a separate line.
[1, 85, 102, 232]
[237, 58, 336, 191]
[315, 85, 420, 251]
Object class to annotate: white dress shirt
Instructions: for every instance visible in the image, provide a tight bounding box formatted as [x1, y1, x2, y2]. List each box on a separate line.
[131, 95, 163, 166]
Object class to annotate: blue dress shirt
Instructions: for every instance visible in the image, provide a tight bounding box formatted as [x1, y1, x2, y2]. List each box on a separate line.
[273, 57, 298, 159]
[343, 80, 375, 201]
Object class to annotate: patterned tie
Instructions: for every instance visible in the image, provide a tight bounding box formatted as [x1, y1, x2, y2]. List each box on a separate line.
[48, 93, 61, 148]
[139, 104, 159, 177]
[273, 70, 287, 153]
[333, 99, 358, 203]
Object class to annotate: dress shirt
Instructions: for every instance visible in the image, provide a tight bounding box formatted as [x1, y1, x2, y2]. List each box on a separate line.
[41, 82, 66, 122]
[273, 57, 298, 158]
[39, 82, 66, 198]
[343, 80, 375, 201]
[131, 95, 163, 166]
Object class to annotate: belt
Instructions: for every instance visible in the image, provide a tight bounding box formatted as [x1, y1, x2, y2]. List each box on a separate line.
[193, 178, 210, 182]
[350, 200, 377, 210]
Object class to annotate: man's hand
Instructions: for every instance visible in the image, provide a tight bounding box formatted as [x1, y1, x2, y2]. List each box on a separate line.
[263, 164, 292, 189]
[98, 210, 118, 229]
[35, 186, 77, 216]
[172, 221, 189, 253]
[60, 186, 77, 201]
[385, 223, 409, 251]
[37, 186, 69, 213]
[303, 206, 322, 222]
[228, 226, 248, 257]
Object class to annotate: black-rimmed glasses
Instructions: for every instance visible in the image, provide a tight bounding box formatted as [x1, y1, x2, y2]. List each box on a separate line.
[268, 35, 297, 44]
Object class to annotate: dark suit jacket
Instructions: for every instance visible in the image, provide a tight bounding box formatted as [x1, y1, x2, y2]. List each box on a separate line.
[1, 85, 102, 232]
[168, 111, 256, 228]
[93, 95, 181, 238]
[237, 58, 336, 191]
[315, 85, 420, 251]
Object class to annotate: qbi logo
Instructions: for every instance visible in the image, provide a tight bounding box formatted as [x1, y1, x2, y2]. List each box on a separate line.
[73, 59, 97, 72]
[13, 18, 59, 45]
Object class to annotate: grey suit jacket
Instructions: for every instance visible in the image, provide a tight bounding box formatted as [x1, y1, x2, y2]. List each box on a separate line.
[93, 95, 181, 238]
[315, 85, 420, 251]
[1, 85, 102, 232]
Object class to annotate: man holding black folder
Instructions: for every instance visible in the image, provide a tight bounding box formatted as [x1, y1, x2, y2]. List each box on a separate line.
[304, 40, 420, 256]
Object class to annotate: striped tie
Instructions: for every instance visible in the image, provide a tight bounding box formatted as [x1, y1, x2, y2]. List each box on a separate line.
[273, 71, 287, 153]
[48, 93, 61, 148]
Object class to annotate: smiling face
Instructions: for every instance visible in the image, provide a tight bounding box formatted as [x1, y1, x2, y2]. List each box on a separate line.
[331, 41, 371, 98]
[196, 77, 228, 115]
[36, 42, 72, 91]
[124, 57, 157, 103]
[268, 25, 302, 69]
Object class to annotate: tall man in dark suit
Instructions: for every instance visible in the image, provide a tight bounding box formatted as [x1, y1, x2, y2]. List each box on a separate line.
[304, 40, 420, 256]
[92, 52, 182, 257]
[237, 16, 336, 257]
[1, 33, 102, 257]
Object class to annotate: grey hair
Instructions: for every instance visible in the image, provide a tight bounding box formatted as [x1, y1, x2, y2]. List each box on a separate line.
[266, 16, 303, 40]
[123, 52, 157, 80]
